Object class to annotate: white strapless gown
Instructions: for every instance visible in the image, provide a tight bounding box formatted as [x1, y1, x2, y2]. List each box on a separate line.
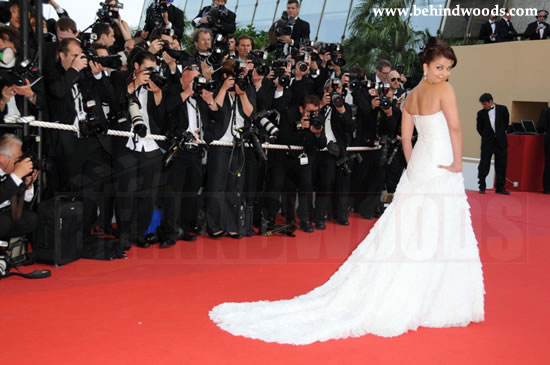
[209, 111, 485, 345]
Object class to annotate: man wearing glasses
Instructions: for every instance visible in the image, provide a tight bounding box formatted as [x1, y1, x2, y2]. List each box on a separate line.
[374, 59, 392, 84]
[524, 10, 549, 40]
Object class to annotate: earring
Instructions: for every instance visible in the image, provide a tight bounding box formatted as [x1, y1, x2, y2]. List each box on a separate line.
[423, 72, 427, 80]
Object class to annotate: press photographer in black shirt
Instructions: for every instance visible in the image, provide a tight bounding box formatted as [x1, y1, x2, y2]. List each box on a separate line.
[204, 59, 256, 238]
[157, 63, 222, 246]
[263, 93, 327, 233]
[312, 79, 355, 228]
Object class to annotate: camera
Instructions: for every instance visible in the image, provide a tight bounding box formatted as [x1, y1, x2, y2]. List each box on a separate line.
[16, 152, 40, 174]
[239, 125, 267, 161]
[249, 50, 270, 76]
[205, 34, 229, 67]
[128, 95, 147, 138]
[145, 0, 168, 34]
[78, 100, 106, 138]
[207, 4, 230, 29]
[145, 66, 168, 89]
[193, 75, 217, 93]
[320, 43, 346, 68]
[299, 111, 325, 130]
[158, 39, 191, 64]
[85, 49, 123, 70]
[257, 109, 280, 143]
[225, 60, 249, 91]
[164, 130, 198, 168]
[0, 59, 42, 88]
[328, 78, 345, 108]
[272, 59, 290, 87]
[349, 73, 373, 91]
[374, 82, 392, 110]
[96, 1, 124, 25]
[274, 11, 294, 37]
[336, 153, 363, 175]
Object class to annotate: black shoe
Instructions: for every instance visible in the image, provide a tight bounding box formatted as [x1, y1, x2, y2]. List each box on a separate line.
[208, 231, 226, 239]
[300, 221, 314, 233]
[190, 224, 202, 235]
[136, 237, 151, 248]
[228, 232, 242, 239]
[314, 221, 326, 230]
[495, 189, 511, 195]
[336, 218, 349, 226]
[359, 213, 374, 220]
[479, 188, 485, 194]
[180, 232, 197, 242]
[159, 239, 176, 248]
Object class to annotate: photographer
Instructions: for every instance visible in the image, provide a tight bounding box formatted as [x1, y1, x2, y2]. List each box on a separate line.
[44, 37, 115, 239]
[101, 0, 132, 53]
[144, 0, 184, 40]
[312, 79, 355, 228]
[192, 29, 212, 64]
[91, 22, 115, 50]
[193, 0, 236, 38]
[110, 49, 165, 248]
[204, 59, 255, 239]
[263, 93, 326, 233]
[0, 133, 38, 239]
[269, 0, 310, 56]
[0, 26, 46, 120]
[354, 86, 398, 220]
[157, 63, 222, 246]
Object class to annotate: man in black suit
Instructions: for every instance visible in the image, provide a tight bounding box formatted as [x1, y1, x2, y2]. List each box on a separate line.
[496, 9, 518, 42]
[157, 63, 223, 246]
[524, 10, 550, 40]
[45, 38, 116, 236]
[193, 0, 236, 38]
[538, 107, 550, 194]
[0, 134, 38, 240]
[476, 93, 510, 195]
[279, 0, 310, 49]
[479, 15, 498, 44]
[144, 0, 185, 40]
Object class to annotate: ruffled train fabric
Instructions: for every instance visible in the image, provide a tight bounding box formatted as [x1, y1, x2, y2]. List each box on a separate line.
[209, 111, 485, 345]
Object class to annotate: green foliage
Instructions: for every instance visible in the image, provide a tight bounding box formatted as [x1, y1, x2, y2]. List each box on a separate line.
[233, 25, 270, 50]
[343, 0, 426, 76]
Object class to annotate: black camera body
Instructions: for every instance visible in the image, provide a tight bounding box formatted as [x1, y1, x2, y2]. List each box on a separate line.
[78, 99, 107, 138]
[96, 1, 124, 24]
[239, 125, 267, 161]
[249, 50, 270, 76]
[320, 43, 346, 68]
[145, 0, 168, 32]
[375, 82, 392, 110]
[0, 59, 42, 88]
[205, 34, 229, 67]
[274, 11, 294, 37]
[272, 59, 291, 87]
[207, 4, 230, 29]
[164, 130, 198, 168]
[144, 66, 168, 89]
[84, 49, 123, 70]
[193, 75, 217, 93]
[299, 111, 325, 130]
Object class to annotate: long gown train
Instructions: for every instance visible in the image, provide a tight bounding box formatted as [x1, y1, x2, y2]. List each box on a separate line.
[209, 111, 485, 345]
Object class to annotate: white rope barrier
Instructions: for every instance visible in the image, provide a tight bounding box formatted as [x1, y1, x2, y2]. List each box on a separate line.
[6, 116, 381, 152]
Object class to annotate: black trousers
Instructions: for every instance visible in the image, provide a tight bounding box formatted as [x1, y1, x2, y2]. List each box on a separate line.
[62, 139, 112, 236]
[158, 150, 203, 239]
[386, 150, 406, 193]
[206, 146, 245, 234]
[115, 148, 162, 239]
[544, 135, 550, 192]
[312, 153, 349, 222]
[353, 150, 385, 218]
[0, 209, 38, 239]
[478, 139, 507, 190]
[263, 151, 313, 224]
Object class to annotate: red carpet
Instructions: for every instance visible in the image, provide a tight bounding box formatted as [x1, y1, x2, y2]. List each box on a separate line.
[2, 191, 550, 364]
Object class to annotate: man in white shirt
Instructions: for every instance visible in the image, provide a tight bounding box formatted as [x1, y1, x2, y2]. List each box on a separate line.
[0, 134, 38, 239]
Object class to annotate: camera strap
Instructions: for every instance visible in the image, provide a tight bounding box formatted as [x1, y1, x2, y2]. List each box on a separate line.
[187, 97, 202, 140]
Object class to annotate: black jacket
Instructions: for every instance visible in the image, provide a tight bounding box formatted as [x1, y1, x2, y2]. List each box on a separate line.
[479, 21, 497, 43]
[476, 104, 510, 149]
[204, 87, 256, 143]
[323, 104, 355, 155]
[524, 21, 550, 40]
[166, 4, 185, 40]
[496, 18, 517, 42]
[0, 173, 18, 205]
[290, 18, 310, 46]
[193, 6, 237, 36]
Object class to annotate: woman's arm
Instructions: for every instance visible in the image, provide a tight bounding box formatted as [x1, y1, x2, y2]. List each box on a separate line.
[401, 106, 414, 163]
[440, 83, 463, 172]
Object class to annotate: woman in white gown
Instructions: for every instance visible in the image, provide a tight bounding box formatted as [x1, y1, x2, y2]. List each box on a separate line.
[209, 38, 485, 345]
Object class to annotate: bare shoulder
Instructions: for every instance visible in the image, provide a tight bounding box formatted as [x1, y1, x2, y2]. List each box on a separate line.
[403, 87, 418, 114]
[437, 81, 456, 97]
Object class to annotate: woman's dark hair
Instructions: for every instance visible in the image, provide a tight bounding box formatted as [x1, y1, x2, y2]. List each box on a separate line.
[421, 37, 457, 68]
[129, 49, 156, 72]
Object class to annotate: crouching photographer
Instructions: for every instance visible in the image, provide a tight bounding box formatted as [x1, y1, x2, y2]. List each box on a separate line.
[157, 63, 222, 247]
[262, 93, 327, 233]
[204, 59, 256, 239]
[312, 79, 355, 229]
[0, 134, 38, 241]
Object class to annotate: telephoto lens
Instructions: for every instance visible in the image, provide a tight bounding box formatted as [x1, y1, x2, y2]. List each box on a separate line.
[128, 96, 147, 138]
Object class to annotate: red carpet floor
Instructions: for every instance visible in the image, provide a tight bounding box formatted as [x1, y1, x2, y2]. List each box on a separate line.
[2, 191, 550, 364]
